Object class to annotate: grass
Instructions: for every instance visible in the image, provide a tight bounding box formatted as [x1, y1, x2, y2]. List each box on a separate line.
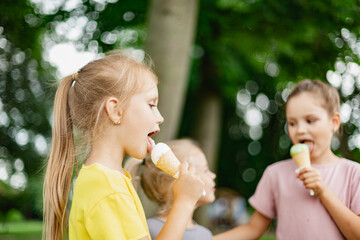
[260, 237, 275, 240]
[0, 221, 42, 239]
[0, 220, 42, 234]
[0, 232, 42, 240]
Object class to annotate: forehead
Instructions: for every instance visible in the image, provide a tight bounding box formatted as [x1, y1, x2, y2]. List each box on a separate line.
[187, 149, 207, 168]
[137, 76, 158, 96]
[286, 92, 328, 117]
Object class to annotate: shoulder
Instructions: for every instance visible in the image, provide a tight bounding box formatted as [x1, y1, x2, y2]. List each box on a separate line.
[147, 217, 164, 226]
[186, 223, 212, 239]
[264, 159, 295, 173]
[339, 158, 360, 168]
[77, 163, 131, 194]
[256, 159, 296, 184]
[337, 158, 360, 176]
[147, 218, 164, 239]
[73, 164, 134, 209]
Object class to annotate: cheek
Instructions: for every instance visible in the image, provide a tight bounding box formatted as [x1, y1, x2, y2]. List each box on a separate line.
[287, 128, 297, 142]
[315, 124, 332, 138]
[202, 175, 214, 187]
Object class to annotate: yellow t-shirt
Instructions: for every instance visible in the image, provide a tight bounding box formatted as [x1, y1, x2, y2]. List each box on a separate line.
[69, 163, 151, 240]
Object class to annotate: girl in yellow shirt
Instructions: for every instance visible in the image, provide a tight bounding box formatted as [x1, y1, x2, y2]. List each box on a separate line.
[42, 52, 204, 240]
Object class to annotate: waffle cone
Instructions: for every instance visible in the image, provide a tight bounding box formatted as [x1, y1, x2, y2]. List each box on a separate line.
[292, 151, 311, 168]
[156, 151, 180, 178]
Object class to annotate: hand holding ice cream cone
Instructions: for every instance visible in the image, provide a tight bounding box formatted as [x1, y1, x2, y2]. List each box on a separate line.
[150, 139, 206, 196]
[290, 143, 315, 196]
[151, 142, 181, 178]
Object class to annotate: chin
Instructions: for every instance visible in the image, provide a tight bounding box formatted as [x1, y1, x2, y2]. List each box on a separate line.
[208, 195, 216, 203]
[199, 195, 216, 205]
[130, 148, 148, 160]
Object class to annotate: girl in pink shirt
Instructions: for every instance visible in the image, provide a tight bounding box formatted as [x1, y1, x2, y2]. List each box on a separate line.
[214, 79, 360, 240]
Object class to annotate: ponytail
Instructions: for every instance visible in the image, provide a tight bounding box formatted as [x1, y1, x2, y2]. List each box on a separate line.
[43, 75, 77, 240]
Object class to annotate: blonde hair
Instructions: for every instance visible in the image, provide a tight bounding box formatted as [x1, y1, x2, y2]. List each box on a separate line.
[286, 79, 340, 116]
[126, 139, 202, 215]
[43, 52, 157, 240]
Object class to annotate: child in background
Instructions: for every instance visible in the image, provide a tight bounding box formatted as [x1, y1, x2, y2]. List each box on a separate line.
[214, 79, 360, 240]
[42, 52, 204, 240]
[127, 139, 216, 240]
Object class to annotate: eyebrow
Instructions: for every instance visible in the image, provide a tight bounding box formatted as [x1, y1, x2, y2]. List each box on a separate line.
[149, 96, 158, 103]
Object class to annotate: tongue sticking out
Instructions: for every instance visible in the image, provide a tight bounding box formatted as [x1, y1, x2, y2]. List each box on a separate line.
[147, 137, 155, 153]
[304, 142, 314, 153]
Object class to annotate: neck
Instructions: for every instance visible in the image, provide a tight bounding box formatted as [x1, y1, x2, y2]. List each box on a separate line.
[86, 133, 125, 174]
[311, 147, 339, 165]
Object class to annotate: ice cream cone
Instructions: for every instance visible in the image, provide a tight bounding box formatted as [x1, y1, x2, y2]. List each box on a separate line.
[292, 150, 311, 169]
[151, 143, 180, 179]
[151, 141, 206, 196]
[290, 143, 314, 196]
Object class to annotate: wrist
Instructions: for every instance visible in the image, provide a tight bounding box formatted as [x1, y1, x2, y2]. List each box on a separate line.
[172, 197, 195, 212]
[317, 185, 330, 199]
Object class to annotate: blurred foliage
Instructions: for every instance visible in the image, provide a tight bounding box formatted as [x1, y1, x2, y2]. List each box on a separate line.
[184, 0, 360, 197]
[1, 0, 360, 220]
[0, 0, 53, 220]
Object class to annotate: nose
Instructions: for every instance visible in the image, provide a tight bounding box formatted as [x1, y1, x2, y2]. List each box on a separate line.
[209, 170, 216, 180]
[155, 108, 164, 125]
[296, 121, 306, 134]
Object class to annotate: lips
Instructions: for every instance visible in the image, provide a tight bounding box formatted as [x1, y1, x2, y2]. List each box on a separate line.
[148, 130, 159, 137]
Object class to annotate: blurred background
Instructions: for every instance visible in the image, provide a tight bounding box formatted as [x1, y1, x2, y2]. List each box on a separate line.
[1, 0, 360, 239]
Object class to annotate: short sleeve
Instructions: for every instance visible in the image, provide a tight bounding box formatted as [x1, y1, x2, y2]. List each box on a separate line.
[248, 166, 276, 219]
[350, 164, 360, 215]
[85, 193, 149, 240]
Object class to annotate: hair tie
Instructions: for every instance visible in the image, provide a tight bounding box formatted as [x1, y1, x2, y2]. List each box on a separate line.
[71, 72, 78, 87]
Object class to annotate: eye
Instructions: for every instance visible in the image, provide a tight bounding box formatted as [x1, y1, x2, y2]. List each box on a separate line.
[288, 121, 296, 127]
[149, 104, 157, 108]
[307, 119, 316, 124]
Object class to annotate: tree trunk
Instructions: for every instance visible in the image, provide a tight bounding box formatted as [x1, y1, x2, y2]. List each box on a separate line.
[194, 93, 222, 173]
[141, 0, 199, 217]
[145, 0, 199, 142]
[193, 92, 222, 227]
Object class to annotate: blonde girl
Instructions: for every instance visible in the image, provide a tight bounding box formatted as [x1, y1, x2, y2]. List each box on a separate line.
[214, 79, 360, 240]
[43, 53, 204, 240]
[139, 139, 216, 239]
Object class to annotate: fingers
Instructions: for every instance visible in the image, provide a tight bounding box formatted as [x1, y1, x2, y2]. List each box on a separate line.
[296, 167, 324, 195]
[179, 161, 189, 176]
[174, 162, 204, 204]
[297, 167, 317, 178]
[179, 162, 197, 176]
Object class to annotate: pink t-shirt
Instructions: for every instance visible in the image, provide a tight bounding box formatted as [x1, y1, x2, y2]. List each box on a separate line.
[249, 158, 360, 240]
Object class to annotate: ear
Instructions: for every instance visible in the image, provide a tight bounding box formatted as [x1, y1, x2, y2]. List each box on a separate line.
[104, 97, 122, 125]
[331, 112, 341, 133]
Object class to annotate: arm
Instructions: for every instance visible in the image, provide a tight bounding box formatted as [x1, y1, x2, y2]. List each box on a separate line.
[213, 210, 272, 240]
[154, 162, 204, 240]
[299, 167, 360, 240]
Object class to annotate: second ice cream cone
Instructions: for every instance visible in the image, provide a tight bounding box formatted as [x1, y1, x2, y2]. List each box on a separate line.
[290, 143, 314, 196]
[292, 150, 311, 169]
